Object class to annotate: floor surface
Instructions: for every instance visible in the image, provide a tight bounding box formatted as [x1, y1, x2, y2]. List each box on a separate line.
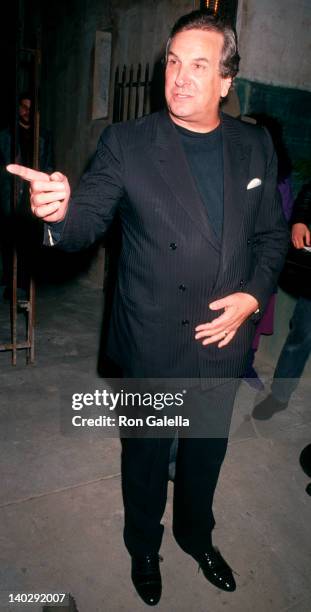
[0, 281, 310, 612]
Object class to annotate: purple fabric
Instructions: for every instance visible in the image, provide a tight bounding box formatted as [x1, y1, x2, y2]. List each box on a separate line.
[278, 176, 294, 221]
[252, 294, 276, 350]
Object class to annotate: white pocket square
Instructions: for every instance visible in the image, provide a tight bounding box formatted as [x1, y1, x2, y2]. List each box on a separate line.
[247, 178, 262, 190]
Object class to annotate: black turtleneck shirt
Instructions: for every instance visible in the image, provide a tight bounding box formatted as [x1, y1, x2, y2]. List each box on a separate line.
[175, 122, 224, 241]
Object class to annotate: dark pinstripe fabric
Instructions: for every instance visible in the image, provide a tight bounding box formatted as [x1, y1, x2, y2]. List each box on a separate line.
[46, 110, 289, 378]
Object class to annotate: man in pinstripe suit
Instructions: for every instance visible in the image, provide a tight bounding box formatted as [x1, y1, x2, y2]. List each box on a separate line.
[8, 9, 289, 607]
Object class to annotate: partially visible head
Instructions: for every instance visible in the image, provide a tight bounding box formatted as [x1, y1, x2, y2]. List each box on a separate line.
[166, 9, 240, 80]
[247, 113, 292, 180]
[18, 92, 33, 126]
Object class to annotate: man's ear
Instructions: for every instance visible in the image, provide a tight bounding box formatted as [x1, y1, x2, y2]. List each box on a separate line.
[220, 77, 232, 99]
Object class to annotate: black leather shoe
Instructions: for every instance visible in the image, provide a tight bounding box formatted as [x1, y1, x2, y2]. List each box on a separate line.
[194, 547, 236, 592]
[131, 554, 162, 606]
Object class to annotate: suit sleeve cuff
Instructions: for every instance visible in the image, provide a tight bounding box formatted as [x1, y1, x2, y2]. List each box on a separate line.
[43, 219, 66, 247]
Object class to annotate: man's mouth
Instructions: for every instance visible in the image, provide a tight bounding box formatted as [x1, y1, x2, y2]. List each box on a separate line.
[173, 93, 192, 99]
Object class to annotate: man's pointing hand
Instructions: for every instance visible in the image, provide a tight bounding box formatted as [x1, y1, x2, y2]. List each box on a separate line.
[7, 164, 70, 223]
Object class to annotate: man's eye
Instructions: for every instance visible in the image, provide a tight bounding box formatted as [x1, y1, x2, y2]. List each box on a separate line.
[168, 59, 177, 65]
[193, 64, 205, 70]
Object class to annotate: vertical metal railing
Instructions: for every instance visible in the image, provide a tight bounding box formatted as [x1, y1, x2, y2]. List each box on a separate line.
[113, 63, 152, 123]
[0, 21, 40, 364]
[26, 45, 41, 364]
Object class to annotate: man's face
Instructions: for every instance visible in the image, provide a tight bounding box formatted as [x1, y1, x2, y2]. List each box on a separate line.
[165, 28, 232, 131]
[19, 98, 31, 125]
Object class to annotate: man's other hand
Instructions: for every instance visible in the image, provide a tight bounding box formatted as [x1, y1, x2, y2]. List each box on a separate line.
[195, 292, 259, 348]
[7, 164, 70, 223]
[292, 223, 310, 249]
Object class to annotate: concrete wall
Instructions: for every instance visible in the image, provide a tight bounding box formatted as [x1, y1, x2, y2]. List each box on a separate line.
[236, 0, 311, 91]
[113, 0, 195, 68]
[41, 0, 113, 184]
[234, 0, 311, 197]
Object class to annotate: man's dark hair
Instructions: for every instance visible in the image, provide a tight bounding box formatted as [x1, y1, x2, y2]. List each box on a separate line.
[18, 91, 33, 105]
[166, 9, 240, 79]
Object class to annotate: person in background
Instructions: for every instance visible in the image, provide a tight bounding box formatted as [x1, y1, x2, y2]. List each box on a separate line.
[0, 92, 54, 301]
[243, 115, 294, 389]
[253, 180, 311, 419]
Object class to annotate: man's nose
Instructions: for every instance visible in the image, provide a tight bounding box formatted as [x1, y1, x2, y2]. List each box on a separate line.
[175, 65, 191, 87]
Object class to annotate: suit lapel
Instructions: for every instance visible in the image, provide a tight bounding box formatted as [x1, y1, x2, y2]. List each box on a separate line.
[218, 114, 251, 275]
[151, 111, 221, 252]
[150, 111, 251, 263]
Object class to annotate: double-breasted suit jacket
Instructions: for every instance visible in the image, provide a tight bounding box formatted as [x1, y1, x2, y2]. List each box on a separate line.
[47, 110, 289, 379]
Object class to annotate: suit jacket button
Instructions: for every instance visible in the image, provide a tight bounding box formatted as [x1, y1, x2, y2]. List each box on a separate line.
[247, 239, 251, 245]
[170, 242, 177, 250]
[179, 284, 186, 291]
[240, 279, 244, 286]
[182, 319, 189, 326]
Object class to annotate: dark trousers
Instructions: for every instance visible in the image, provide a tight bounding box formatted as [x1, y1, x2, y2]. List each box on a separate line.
[271, 297, 311, 402]
[120, 379, 239, 556]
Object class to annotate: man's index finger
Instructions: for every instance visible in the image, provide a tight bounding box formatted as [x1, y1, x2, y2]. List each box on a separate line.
[6, 164, 50, 182]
